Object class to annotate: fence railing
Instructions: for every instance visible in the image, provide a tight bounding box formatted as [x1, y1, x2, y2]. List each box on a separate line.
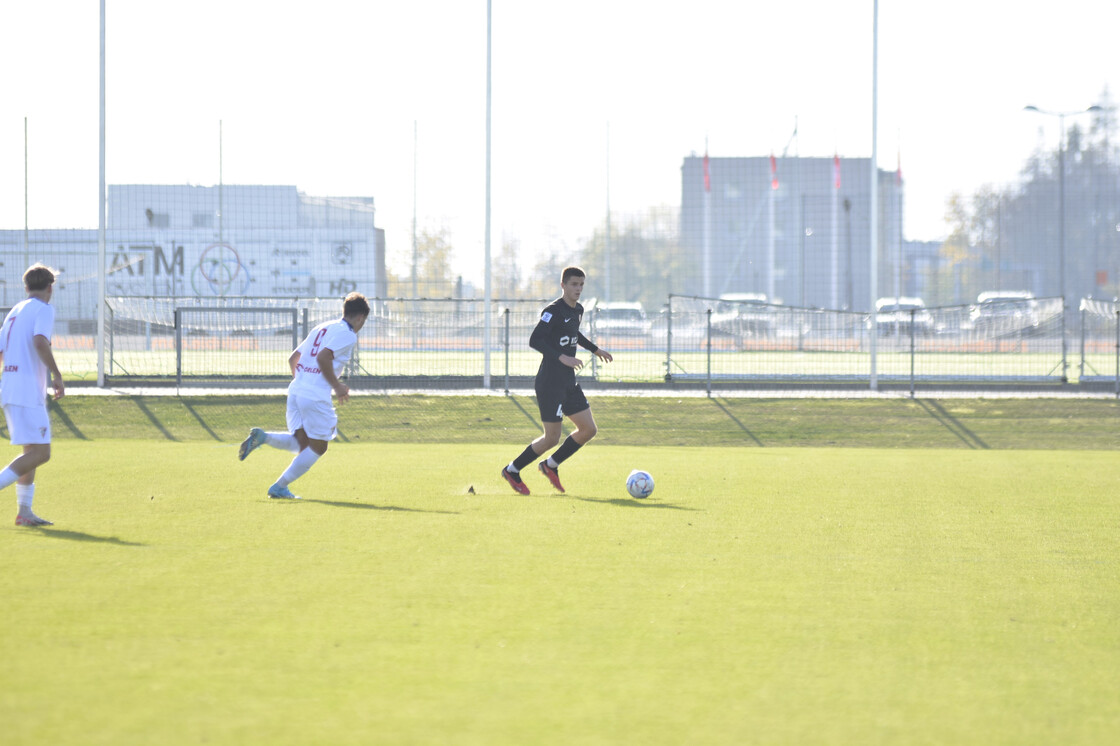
[35, 295, 1120, 393]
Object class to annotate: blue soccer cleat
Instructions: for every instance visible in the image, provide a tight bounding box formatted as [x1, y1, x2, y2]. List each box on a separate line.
[239, 428, 266, 461]
[267, 483, 300, 500]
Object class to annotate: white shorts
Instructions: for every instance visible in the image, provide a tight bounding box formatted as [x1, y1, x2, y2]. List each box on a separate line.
[286, 394, 338, 442]
[3, 403, 51, 445]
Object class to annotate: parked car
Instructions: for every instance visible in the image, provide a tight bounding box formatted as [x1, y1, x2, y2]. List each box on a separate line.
[969, 290, 1038, 336]
[591, 301, 651, 336]
[710, 292, 774, 337]
[875, 296, 935, 336]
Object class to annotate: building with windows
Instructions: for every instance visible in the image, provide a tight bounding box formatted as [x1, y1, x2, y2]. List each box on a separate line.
[0, 184, 386, 326]
[681, 155, 904, 311]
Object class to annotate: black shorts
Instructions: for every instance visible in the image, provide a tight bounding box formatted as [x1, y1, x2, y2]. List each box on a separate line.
[535, 381, 590, 423]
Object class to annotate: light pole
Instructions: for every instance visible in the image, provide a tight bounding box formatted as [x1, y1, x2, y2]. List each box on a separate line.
[1024, 104, 1101, 382]
[1023, 105, 1102, 302]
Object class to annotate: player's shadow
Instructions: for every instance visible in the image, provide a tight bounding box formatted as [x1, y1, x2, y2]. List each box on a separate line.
[298, 498, 459, 515]
[27, 527, 145, 546]
[915, 399, 990, 449]
[570, 495, 700, 511]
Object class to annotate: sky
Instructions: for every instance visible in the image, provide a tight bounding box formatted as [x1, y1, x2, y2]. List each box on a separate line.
[2, 0, 1118, 284]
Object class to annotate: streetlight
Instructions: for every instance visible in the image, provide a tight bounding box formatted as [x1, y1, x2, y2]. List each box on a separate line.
[1023, 103, 1101, 382]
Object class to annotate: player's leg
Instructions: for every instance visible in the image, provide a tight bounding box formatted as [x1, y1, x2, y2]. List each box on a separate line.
[269, 397, 335, 499]
[502, 392, 563, 494]
[2, 405, 54, 526]
[539, 388, 595, 486]
[239, 427, 298, 460]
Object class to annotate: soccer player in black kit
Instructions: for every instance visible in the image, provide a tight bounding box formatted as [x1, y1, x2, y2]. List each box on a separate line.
[502, 266, 613, 494]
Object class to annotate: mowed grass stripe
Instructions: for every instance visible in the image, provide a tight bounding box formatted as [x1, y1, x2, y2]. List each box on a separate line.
[2, 441, 1118, 745]
[43, 394, 1120, 449]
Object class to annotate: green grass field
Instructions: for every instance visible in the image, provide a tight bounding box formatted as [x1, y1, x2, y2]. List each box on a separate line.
[2, 396, 1119, 745]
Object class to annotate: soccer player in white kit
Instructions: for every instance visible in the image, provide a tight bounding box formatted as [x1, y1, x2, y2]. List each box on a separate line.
[0, 264, 65, 526]
[238, 292, 369, 499]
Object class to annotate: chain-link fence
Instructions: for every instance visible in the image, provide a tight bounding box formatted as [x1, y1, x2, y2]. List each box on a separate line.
[55, 294, 1115, 393]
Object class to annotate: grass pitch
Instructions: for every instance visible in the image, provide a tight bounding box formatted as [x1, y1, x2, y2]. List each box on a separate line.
[2, 435, 1118, 745]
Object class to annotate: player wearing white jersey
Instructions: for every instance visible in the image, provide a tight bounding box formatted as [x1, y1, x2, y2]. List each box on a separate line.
[238, 292, 370, 499]
[0, 264, 65, 526]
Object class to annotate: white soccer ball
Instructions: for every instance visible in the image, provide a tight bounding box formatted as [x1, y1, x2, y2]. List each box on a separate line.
[626, 469, 655, 499]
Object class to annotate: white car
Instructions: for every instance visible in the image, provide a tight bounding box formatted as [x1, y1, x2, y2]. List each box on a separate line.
[875, 296, 934, 336]
[591, 301, 651, 336]
[710, 292, 774, 336]
[970, 291, 1038, 335]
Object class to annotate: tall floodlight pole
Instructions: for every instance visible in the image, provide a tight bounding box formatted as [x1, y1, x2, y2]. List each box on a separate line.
[97, 0, 107, 386]
[24, 118, 29, 272]
[483, 0, 493, 389]
[218, 120, 224, 242]
[869, 0, 879, 391]
[1023, 104, 1101, 383]
[605, 122, 612, 302]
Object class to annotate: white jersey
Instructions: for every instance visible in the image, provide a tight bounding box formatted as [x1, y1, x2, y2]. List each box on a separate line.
[286, 318, 358, 402]
[0, 297, 55, 407]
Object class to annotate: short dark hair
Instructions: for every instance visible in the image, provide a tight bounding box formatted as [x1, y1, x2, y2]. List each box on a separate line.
[561, 266, 586, 283]
[23, 263, 56, 291]
[343, 291, 370, 318]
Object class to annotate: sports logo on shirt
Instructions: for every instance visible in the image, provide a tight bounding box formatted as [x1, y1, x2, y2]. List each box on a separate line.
[541, 312, 553, 322]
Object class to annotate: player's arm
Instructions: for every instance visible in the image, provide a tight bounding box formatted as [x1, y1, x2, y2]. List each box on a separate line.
[288, 349, 301, 377]
[315, 347, 350, 403]
[529, 317, 581, 369]
[577, 332, 612, 363]
[33, 334, 65, 400]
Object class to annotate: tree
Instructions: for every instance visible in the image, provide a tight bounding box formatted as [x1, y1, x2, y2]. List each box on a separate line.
[945, 88, 1120, 303]
[579, 205, 693, 311]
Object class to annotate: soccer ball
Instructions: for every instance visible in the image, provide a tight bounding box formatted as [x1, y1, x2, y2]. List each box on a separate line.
[626, 469, 654, 499]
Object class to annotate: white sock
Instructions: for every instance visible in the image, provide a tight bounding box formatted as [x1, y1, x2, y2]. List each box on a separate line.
[266, 432, 300, 452]
[16, 483, 34, 509]
[546, 458, 559, 469]
[506, 462, 519, 473]
[277, 448, 320, 487]
[0, 467, 18, 492]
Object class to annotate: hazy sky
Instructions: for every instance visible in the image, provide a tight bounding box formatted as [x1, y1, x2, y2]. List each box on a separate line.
[2, 0, 1118, 283]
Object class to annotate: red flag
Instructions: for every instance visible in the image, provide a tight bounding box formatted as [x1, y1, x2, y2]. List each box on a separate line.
[703, 152, 710, 193]
[834, 153, 841, 189]
[770, 153, 778, 190]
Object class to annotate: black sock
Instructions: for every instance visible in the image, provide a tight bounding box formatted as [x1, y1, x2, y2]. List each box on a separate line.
[550, 435, 583, 466]
[511, 444, 539, 472]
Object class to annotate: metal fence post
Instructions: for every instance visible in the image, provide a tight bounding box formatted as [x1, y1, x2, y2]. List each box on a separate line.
[1061, 297, 1068, 383]
[665, 295, 673, 382]
[706, 307, 713, 398]
[503, 307, 510, 395]
[1115, 308, 1119, 399]
[909, 307, 916, 398]
[174, 307, 182, 387]
[1079, 305, 1086, 381]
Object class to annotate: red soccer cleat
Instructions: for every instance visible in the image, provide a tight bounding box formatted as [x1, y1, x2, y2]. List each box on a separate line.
[538, 461, 565, 493]
[501, 466, 530, 495]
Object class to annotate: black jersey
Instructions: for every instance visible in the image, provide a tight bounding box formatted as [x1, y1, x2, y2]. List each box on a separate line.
[529, 297, 599, 386]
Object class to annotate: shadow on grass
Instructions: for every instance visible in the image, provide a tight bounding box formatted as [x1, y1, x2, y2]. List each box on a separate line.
[710, 397, 764, 446]
[180, 399, 220, 441]
[30, 527, 145, 546]
[50, 398, 89, 440]
[132, 397, 177, 441]
[298, 498, 459, 515]
[570, 495, 701, 511]
[506, 394, 542, 429]
[915, 399, 990, 449]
